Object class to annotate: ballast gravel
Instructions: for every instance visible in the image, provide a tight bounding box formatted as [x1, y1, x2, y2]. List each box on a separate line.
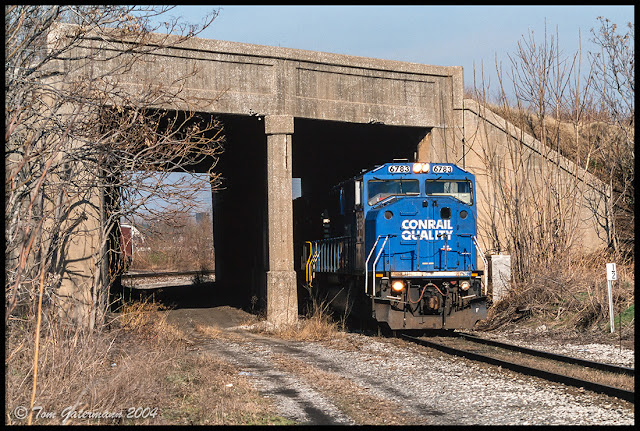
[199, 324, 634, 426]
[466, 326, 635, 367]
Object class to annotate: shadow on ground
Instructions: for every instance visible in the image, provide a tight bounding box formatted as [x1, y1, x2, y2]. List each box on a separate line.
[132, 281, 243, 309]
[128, 282, 259, 331]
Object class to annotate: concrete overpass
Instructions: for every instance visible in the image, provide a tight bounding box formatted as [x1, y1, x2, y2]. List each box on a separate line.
[52, 26, 607, 326]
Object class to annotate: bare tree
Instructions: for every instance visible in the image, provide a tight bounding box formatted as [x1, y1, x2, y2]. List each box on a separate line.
[467, 16, 634, 330]
[5, 6, 224, 330]
[6, 8, 227, 421]
[588, 17, 634, 254]
[475, 23, 589, 281]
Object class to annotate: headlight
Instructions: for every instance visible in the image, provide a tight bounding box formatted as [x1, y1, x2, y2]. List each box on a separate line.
[391, 280, 405, 292]
[412, 163, 430, 173]
[460, 281, 470, 291]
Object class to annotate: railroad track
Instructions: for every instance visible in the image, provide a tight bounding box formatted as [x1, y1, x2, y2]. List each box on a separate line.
[122, 269, 216, 279]
[121, 270, 215, 289]
[401, 332, 634, 403]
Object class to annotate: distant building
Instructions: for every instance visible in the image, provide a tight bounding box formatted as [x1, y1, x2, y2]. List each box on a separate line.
[120, 223, 145, 262]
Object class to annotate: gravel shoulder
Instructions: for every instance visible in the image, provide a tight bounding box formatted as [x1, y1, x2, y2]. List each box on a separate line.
[165, 305, 634, 426]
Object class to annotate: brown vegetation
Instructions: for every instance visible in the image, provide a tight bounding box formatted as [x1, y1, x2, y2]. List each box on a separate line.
[467, 18, 634, 332]
[248, 298, 346, 342]
[5, 300, 289, 425]
[479, 250, 634, 335]
[130, 211, 214, 272]
[4, 7, 634, 426]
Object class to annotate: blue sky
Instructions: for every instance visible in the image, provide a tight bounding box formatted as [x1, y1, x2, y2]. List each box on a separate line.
[166, 5, 633, 97]
[145, 5, 634, 215]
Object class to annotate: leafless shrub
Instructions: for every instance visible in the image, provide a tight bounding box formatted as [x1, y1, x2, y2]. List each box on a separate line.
[470, 17, 634, 330]
[588, 17, 635, 253]
[480, 250, 634, 332]
[6, 5, 223, 326]
[5, 6, 226, 424]
[130, 210, 214, 272]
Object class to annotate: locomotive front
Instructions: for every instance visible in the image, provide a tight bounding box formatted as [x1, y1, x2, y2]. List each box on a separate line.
[362, 162, 487, 330]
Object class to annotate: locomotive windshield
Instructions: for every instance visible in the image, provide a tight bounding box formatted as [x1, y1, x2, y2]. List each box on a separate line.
[425, 180, 473, 205]
[367, 179, 419, 205]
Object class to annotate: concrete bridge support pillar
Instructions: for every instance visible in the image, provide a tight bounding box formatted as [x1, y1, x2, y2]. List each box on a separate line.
[264, 115, 298, 326]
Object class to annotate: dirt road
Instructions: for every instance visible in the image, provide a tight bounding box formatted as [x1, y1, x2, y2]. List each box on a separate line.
[161, 297, 633, 426]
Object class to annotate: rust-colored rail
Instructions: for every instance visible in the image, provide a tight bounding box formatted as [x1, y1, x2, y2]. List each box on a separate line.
[457, 332, 634, 376]
[402, 334, 634, 404]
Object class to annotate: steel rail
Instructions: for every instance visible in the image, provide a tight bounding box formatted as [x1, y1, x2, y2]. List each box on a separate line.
[457, 332, 634, 376]
[122, 270, 215, 279]
[401, 334, 634, 404]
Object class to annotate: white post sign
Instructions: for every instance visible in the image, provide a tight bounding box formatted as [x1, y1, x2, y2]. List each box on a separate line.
[606, 263, 616, 333]
[606, 263, 617, 281]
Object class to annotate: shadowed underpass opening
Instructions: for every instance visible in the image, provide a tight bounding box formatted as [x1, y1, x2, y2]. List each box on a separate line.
[136, 282, 235, 309]
[113, 108, 220, 311]
[125, 115, 428, 316]
[292, 118, 428, 313]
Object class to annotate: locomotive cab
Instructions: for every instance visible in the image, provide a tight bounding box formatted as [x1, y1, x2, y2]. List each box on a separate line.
[304, 162, 487, 331]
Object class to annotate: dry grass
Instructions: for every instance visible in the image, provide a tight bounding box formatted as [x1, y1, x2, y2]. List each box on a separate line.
[130, 214, 214, 272]
[160, 352, 293, 425]
[480, 249, 635, 338]
[193, 322, 224, 339]
[248, 299, 347, 342]
[5, 300, 291, 425]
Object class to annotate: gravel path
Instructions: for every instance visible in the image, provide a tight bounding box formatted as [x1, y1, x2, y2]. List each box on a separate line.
[203, 334, 356, 425]
[168, 306, 634, 426]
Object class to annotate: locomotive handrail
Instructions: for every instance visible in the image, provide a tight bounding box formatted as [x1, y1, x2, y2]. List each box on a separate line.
[365, 235, 392, 297]
[364, 235, 384, 295]
[371, 235, 390, 297]
[307, 237, 351, 276]
[305, 240, 322, 286]
[305, 241, 314, 287]
[471, 235, 489, 296]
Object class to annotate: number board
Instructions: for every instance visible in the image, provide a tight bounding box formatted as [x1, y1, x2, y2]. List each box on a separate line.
[606, 263, 617, 281]
[432, 165, 453, 174]
[388, 165, 410, 174]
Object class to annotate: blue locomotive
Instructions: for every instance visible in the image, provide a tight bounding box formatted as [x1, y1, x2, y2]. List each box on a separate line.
[303, 161, 487, 331]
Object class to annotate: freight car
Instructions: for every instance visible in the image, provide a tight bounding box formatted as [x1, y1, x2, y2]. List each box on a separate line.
[303, 161, 488, 331]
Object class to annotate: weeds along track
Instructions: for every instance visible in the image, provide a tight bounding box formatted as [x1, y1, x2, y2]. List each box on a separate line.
[401, 333, 634, 404]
